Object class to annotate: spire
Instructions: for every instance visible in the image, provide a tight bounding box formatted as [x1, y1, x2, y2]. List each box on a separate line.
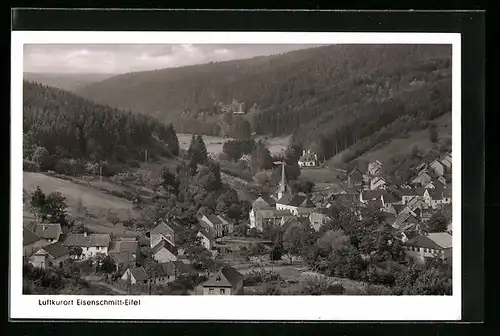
[277, 162, 287, 200]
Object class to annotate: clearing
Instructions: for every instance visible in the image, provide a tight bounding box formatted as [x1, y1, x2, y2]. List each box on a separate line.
[23, 172, 140, 236]
[328, 113, 452, 167]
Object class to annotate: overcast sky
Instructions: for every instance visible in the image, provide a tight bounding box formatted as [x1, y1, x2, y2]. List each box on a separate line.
[24, 44, 322, 74]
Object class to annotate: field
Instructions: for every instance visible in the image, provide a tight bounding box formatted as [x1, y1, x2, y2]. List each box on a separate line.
[328, 113, 452, 167]
[23, 172, 140, 236]
[178, 133, 291, 156]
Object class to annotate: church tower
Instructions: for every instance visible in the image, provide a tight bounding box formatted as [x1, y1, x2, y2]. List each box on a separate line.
[277, 162, 289, 200]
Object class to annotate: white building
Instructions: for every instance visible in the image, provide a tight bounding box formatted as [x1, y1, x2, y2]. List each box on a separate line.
[298, 150, 319, 167]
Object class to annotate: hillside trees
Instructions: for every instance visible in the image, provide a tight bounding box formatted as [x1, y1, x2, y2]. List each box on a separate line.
[23, 82, 180, 173]
[29, 186, 68, 225]
[187, 135, 208, 165]
[251, 141, 275, 173]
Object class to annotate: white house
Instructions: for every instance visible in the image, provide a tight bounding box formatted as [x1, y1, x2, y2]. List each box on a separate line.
[197, 222, 215, 250]
[370, 176, 388, 190]
[298, 150, 319, 168]
[367, 160, 383, 176]
[149, 221, 183, 248]
[404, 232, 452, 263]
[63, 233, 111, 260]
[30, 242, 70, 270]
[152, 239, 178, 263]
[275, 194, 315, 216]
[430, 159, 445, 176]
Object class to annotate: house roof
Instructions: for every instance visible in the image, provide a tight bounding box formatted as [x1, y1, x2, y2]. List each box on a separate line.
[427, 232, 453, 248]
[362, 190, 384, 201]
[368, 199, 383, 209]
[281, 217, 311, 232]
[152, 239, 178, 256]
[393, 212, 412, 228]
[31, 224, 61, 240]
[127, 266, 149, 282]
[198, 225, 215, 241]
[253, 194, 277, 207]
[202, 266, 243, 288]
[41, 242, 70, 259]
[381, 192, 397, 204]
[63, 233, 111, 248]
[109, 239, 138, 254]
[204, 215, 223, 226]
[150, 222, 182, 236]
[23, 228, 41, 246]
[277, 195, 315, 208]
[109, 251, 136, 265]
[406, 232, 452, 249]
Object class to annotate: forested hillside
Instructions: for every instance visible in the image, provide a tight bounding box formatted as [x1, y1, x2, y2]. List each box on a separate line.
[23, 72, 115, 93]
[78, 44, 452, 162]
[23, 81, 179, 173]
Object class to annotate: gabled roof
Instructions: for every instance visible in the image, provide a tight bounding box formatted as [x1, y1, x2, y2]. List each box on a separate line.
[381, 192, 397, 204]
[362, 190, 384, 201]
[63, 233, 111, 247]
[150, 222, 181, 236]
[202, 266, 243, 288]
[31, 224, 62, 240]
[393, 212, 413, 229]
[281, 217, 311, 232]
[127, 266, 149, 282]
[277, 194, 315, 208]
[40, 242, 70, 259]
[204, 214, 223, 226]
[197, 225, 215, 241]
[405, 232, 452, 249]
[253, 194, 277, 207]
[152, 239, 178, 256]
[109, 239, 138, 254]
[109, 251, 136, 265]
[23, 228, 41, 246]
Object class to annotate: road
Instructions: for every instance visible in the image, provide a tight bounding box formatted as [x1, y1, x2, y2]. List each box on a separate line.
[83, 275, 128, 294]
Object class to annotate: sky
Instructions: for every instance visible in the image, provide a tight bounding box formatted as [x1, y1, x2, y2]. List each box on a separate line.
[23, 44, 322, 74]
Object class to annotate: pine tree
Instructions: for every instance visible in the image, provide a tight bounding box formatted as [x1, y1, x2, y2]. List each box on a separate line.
[196, 135, 208, 164]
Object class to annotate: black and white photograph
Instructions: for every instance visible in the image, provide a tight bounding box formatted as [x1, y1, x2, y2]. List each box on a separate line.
[11, 31, 462, 321]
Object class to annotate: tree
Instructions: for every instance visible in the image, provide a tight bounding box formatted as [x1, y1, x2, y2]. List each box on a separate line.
[223, 140, 244, 161]
[283, 226, 303, 264]
[251, 142, 274, 173]
[29, 186, 68, 224]
[227, 203, 243, 220]
[270, 243, 283, 261]
[317, 229, 350, 254]
[426, 211, 448, 233]
[429, 124, 439, 143]
[291, 180, 315, 194]
[188, 135, 208, 165]
[159, 166, 180, 195]
[106, 211, 120, 226]
[31, 146, 52, 171]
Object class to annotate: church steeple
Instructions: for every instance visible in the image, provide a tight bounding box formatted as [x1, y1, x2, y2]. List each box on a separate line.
[277, 162, 288, 200]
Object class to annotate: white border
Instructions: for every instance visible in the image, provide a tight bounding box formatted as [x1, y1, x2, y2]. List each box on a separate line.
[11, 31, 461, 321]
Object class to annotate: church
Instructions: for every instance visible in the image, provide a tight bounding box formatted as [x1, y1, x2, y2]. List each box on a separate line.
[249, 162, 315, 231]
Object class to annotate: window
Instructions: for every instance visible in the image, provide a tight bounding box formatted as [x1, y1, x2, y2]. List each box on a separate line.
[209, 288, 214, 294]
[220, 289, 225, 294]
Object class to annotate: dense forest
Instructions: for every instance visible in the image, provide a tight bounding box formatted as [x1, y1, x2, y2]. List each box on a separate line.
[23, 72, 115, 93]
[23, 81, 180, 174]
[78, 44, 452, 162]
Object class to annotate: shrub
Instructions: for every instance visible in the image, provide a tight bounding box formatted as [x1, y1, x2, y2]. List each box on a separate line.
[23, 159, 38, 172]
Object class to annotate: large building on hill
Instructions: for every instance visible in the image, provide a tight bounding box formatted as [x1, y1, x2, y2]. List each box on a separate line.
[298, 150, 319, 167]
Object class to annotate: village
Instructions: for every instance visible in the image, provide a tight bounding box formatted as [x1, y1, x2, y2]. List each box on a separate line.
[23, 144, 453, 296]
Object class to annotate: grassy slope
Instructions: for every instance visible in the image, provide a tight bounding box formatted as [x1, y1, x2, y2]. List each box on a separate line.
[23, 172, 140, 236]
[328, 113, 451, 167]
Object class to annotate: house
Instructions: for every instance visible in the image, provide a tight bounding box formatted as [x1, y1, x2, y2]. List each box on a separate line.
[393, 211, 420, 230]
[30, 242, 70, 270]
[275, 194, 315, 215]
[415, 162, 428, 174]
[63, 233, 111, 260]
[309, 209, 331, 231]
[370, 176, 388, 190]
[152, 239, 178, 263]
[411, 172, 433, 188]
[29, 223, 62, 244]
[23, 228, 45, 257]
[367, 160, 383, 176]
[298, 150, 319, 167]
[254, 209, 294, 231]
[346, 169, 363, 188]
[107, 238, 140, 272]
[201, 266, 244, 295]
[440, 155, 452, 170]
[430, 159, 445, 176]
[197, 222, 216, 250]
[149, 221, 183, 248]
[404, 232, 452, 263]
[200, 214, 234, 238]
[359, 190, 384, 204]
[281, 216, 312, 233]
[121, 261, 196, 285]
[250, 194, 277, 229]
